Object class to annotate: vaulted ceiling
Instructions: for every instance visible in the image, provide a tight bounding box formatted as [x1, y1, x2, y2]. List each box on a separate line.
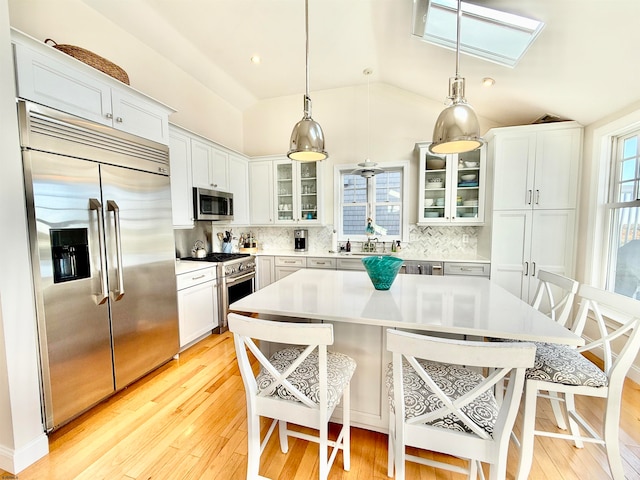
[21, 1, 640, 127]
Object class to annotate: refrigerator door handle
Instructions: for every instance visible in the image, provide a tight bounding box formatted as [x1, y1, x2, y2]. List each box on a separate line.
[89, 198, 109, 305]
[107, 200, 125, 301]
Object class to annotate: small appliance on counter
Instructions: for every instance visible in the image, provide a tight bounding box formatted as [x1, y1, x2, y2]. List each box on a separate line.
[294, 229, 308, 252]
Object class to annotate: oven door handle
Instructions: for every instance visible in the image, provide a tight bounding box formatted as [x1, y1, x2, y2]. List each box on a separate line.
[225, 271, 255, 286]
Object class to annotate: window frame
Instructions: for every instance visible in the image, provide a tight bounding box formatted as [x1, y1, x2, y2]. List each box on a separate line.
[604, 132, 640, 296]
[334, 161, 410, 243]
[584, 109, 640, 291]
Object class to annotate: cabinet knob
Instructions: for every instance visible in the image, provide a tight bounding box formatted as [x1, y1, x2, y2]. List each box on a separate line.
[115, 117, 123, 123]
[106, 113, 113, 119]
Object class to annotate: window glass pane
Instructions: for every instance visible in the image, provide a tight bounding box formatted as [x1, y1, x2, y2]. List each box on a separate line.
[343, 205, 367, 235]
[610, 206, 640, 298]
[375, 171, 402, 202]
[375, 205, 400, 236]
[343, 174, 367, 203]
[623, 136, 638, 160]
[619, 181, 636, 202]
[621, 159, 637, 182]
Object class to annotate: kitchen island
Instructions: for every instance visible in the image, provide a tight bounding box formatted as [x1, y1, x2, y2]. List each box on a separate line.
[229, 269, 583, 432]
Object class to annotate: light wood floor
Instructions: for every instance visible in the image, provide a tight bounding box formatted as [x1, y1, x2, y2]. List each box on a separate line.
[3, 331, 640, 479]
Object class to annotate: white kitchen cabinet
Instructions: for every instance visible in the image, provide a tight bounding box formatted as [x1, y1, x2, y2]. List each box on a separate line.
[274, 256, 307, 281]
[487, 122, 582, 210]
[336, 258, 366, 271]
[416, 143, 486, 225]
[307, 257, 337, 269]
[176, 267, 218, 349]
[249, 159, 275, 225]
[228, 154, 249, 225]
[168, 125, 194, 228]
[487, 122, 582, 303]
[490, 209, 576, 303]
[12, 31, 172, 145]
[256, 256, 275, 290]
[191, 138, 229, 191]
[274, 158, 323, 225]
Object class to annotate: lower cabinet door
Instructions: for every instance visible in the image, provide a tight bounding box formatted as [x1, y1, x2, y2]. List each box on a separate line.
[177, 280, 218, 349]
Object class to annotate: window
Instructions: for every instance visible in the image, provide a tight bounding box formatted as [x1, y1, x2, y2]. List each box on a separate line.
[606, 131, 640, 298]
[412, 0, 544, 68]
[335, 163, 408, 242]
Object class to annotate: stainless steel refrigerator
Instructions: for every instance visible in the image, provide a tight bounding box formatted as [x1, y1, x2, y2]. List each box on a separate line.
[19, 101, 179, 431]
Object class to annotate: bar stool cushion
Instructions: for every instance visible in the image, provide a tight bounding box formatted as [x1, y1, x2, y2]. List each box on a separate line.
[257, 347, 357, 409]
[525, 342, 608, 387]
[385, 359, 499, 436]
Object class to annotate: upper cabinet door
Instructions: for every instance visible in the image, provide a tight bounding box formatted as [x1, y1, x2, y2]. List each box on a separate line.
[491, 133, 536, 210]
[489, 122, 582, 211]
[13, 42, 113, 127]
[191, 139, 214, 189]
[533, 128, 581, 210]
[111, 89, 170, 145]
[168, 127, 193, 228]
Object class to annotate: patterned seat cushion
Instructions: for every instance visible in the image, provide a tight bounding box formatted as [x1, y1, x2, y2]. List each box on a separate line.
[385, 359, 499, 437]
[256, 347, 356, 409]
[526, 342, 608, 387]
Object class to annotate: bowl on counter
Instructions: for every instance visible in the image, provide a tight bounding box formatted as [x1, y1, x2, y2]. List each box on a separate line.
[361, 255, 404, 290]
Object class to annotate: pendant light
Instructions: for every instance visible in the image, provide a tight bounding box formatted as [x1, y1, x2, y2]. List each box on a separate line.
[429, 0, 484, 155]
[287, 0, 327, 161]
[352, 69, 383, 178]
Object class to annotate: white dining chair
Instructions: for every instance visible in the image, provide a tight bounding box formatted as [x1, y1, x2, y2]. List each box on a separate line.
[516, 284, 640, 480]
[494, 269, 579, 431]
[228, 313, 356, 480]
[531, 269, 580, 328]
[386, 329, 536, 480]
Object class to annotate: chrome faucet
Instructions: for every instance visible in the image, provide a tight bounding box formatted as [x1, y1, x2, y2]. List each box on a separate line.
[363, 237, 378, 253]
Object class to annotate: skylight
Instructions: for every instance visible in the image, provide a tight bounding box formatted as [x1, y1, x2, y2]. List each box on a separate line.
[412, 0, 545, 68]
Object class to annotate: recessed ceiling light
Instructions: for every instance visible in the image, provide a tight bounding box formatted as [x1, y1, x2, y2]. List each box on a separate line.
[482, 77, 495, 87]
[250, 55, 261, 64]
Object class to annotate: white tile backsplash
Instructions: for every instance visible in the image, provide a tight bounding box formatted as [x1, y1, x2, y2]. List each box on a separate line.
[174, 223, 479, 257]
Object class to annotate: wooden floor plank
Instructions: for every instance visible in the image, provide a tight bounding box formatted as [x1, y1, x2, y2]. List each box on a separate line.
[2, 331, 639, 480]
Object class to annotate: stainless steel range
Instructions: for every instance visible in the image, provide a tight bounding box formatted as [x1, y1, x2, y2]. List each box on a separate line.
[181, 253, 256, 331]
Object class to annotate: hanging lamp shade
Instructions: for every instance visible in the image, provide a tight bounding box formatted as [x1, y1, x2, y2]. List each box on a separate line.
[288, 95, 327, 161]
[429, 0, 483, 155]
[287, 0, 327, 161]
[352, 158, 384, 178]
[430, 77, 483, 154]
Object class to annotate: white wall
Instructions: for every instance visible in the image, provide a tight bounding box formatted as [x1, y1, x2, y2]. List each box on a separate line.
[7, 0, 244, 151]
[0, 0, 49, 473]
[244, 82, 498, 226]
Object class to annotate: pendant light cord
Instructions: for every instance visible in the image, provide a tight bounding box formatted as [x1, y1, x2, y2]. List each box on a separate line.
[304, 0, 310, 113]
[455, 0, 461, 79]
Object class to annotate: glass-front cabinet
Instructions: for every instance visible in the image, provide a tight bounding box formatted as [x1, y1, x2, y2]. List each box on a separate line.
[274, 159, 321, 224]
[416, 142, 486, 225]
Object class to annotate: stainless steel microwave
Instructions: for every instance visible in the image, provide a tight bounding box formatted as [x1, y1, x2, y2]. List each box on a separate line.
[193, 187, 234, 221]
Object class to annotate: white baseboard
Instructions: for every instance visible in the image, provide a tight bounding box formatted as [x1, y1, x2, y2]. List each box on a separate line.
[0, 433, 48, 475]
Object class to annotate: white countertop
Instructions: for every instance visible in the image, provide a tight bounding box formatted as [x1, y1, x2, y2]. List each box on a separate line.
[174, 259, 218, 275]
[229, 269, 583, 346]
[251, 249, 490, 263]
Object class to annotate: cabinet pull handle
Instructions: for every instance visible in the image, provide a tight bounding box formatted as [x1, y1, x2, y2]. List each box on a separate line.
[535, 190, 540, 205]
[527, 190, 533, 205]
[191, 274, 206, 280]
[524, 261, 529, 276]
[531, 262, 536, 276]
